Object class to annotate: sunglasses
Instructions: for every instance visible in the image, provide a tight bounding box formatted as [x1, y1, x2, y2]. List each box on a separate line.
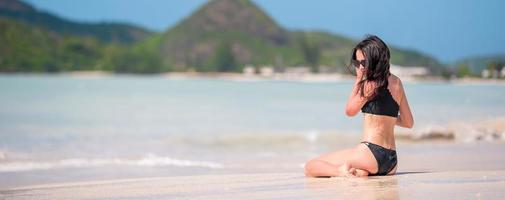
[352, 59, 366, 68]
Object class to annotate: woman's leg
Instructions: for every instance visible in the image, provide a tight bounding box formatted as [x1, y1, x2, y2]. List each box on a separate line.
[304, 159, 353, 177]
[304, 147, 355, 177]
[304, 144, 378, 177]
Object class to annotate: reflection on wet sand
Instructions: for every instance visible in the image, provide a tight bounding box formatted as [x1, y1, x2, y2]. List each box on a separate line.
[1, 171, 504, 199]
[304, 176, 399, 200]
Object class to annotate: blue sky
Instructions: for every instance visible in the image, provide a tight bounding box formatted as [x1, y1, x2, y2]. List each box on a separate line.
[25, 0, 505, 64]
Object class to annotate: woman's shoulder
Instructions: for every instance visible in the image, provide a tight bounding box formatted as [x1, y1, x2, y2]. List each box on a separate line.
[388, 74, 404, 100]
[388, 74, 403, 88]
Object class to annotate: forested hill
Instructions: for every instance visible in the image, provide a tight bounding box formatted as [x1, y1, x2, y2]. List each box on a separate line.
[1, 0, 445, 74]
[0, 0, 152, 43]
[158, 0, 442, 72]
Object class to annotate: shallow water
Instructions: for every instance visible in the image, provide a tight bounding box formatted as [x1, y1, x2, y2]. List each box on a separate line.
[0, 74, 504, 187]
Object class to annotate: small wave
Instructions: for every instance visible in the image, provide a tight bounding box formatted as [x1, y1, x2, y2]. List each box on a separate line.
[0, 153, 223, 172]
[397, 118, 505, 142]
[396, 126, 455, 141]
[179, 131, 357, 148]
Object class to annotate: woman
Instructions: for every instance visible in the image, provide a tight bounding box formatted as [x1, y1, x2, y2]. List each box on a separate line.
[304, 35, 414, 177]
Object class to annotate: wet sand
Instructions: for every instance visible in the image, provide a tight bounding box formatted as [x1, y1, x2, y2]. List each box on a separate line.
[1, 171, 504, 199]
[1, 142, 505, 199]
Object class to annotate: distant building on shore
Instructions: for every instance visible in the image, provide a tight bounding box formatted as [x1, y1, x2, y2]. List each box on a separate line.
[318, 66, 342, 73]
[242, 65, 276, 77]
[482, 69, 491, 78]
[243, 65, 255, 76]
[259, 66, 274, 77]
[481, 67, 505, 79]
[283, 66, 311, 76]
[243, 65, 311, 77]
[390, 64, 429, 78]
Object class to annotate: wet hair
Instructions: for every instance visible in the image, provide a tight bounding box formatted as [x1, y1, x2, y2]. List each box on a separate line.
[349, 35, 391, 100]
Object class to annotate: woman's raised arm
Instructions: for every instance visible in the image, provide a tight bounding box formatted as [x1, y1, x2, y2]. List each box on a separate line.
[345, 67, 370, 116]
[345, 80, 367, 116]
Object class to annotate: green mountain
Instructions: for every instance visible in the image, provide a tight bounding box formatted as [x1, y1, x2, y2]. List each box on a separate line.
[0, 17, 104, 72]
[0, 16, 162, 73]
[0, 0, 444, 74]
[0, 0, 152, 44]
[158, 0, 442, 73]
[159, 0, 293, 72]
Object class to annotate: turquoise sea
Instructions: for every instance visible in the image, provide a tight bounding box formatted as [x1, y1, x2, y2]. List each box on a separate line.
[1, 75, 504, 188]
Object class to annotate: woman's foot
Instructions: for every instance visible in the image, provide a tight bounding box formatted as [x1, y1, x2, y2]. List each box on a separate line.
[337, 163, 356, 177]
[349, 168, 369, 177]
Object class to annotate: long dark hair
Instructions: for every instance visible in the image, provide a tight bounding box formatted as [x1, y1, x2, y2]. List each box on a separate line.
[349, 35, 391, 100]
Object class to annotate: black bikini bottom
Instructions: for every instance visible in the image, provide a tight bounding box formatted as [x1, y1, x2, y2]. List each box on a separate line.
[361, 141, 397, 176]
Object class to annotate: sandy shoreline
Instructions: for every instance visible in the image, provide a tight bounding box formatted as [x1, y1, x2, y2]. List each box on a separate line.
[1, 142, 505, 199]
[2, 71, 505, 84]
[1, 171, 504, 199]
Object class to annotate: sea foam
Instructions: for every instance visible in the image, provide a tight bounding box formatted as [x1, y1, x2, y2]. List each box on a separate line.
[0, 153, 223, 172]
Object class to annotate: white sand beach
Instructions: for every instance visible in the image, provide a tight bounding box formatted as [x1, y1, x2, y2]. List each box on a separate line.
[2, 170, 505, 200]
[1, 142, 505, 200]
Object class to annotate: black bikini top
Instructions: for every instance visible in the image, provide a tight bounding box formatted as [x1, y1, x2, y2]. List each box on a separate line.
[361, 87, 399, 118]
